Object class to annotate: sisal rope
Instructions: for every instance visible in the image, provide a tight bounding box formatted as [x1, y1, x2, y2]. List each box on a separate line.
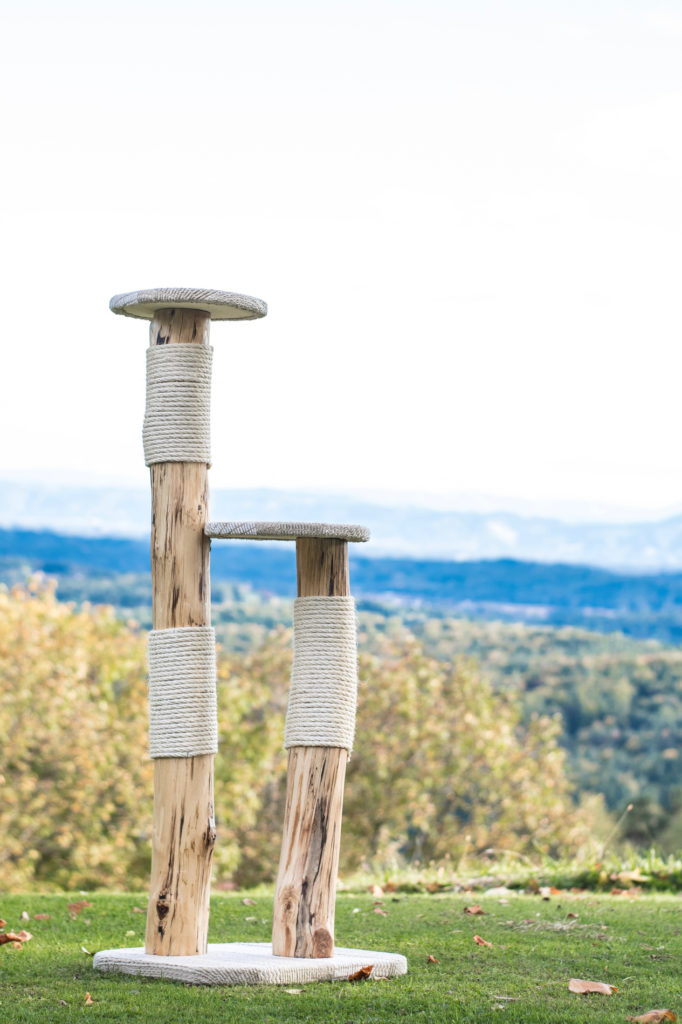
[147, 626, 218, 759]
[284, 597, 358, 753]
[143, 344, 212, 466]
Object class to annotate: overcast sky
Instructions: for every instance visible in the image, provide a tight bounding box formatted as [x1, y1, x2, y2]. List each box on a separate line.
[2, 0, 681, 519]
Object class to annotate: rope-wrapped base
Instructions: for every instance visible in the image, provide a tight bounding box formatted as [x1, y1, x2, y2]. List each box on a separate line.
[93, 943, 407, 985]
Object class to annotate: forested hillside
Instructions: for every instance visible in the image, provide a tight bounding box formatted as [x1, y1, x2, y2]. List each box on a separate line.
[5, 527, 682, 640]
[2, 528, 682, 853]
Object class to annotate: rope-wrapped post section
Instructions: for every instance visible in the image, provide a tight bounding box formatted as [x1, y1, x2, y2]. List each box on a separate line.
[273, 537, 355, 958]
[109, 288, 267, 956]
[205, 520, 369, 958]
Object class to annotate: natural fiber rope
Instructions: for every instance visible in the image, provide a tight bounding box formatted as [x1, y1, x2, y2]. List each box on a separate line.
[143, 345, 213, 466]
[284, 597, 358, 753]
[147, 626, 218, 758]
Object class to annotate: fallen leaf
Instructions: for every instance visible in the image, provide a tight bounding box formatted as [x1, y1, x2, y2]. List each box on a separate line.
[284, 988, 305, 994]
[427, 954, 439, 963]
[241, 898, 256, 906]
[68, 901, 92, 917]
[81, 946, 94, 956]
[34, 914, 50, 921]
[0, 930, 32, 945]
[464, 904, 485, 915]
[348, 965, 374, 981]
[567, 912, 579, 919]
[244, 916, 257, 922]
[59, 1000, 67, 1006]
[474, 935, 492, 947]
[11, 941, 22, 948]
[0, 919, 5, 928]
[20, 911, 30, 921]
[626, 1012, 677, 1023]
[374, 907, 388, 916]
[568, 978, 617, 995]
[84, 992, 94, 1006]
[131, 907, 146, 914]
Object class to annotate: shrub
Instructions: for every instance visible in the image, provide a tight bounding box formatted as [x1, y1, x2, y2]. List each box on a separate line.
[0, 582, 587, 889]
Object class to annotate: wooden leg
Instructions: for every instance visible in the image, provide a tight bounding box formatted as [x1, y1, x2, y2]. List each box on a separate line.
[144, 311, 216, 956]
[272, 538, 351, 958]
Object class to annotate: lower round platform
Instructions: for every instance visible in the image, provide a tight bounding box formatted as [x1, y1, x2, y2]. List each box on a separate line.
[93, 942, 407, 986]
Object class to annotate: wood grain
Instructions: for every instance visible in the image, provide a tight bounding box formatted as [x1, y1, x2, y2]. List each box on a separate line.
[272, 538, 350, 958]
[145, 307, 216, 956]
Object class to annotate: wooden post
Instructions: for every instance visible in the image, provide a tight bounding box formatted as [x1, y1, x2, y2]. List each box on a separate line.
[272, 537, 350, 958]
[145, 307, 216, 956]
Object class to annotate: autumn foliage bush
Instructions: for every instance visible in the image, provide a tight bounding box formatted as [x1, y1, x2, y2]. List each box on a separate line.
[0, 582, 588, 890]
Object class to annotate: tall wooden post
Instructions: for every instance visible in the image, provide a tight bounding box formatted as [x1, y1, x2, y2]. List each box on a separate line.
[145, 307, 214, 956]
[272, 537, 350, 958]
[108, 287, 267, 957]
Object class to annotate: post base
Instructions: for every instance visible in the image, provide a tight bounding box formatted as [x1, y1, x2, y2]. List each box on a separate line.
[93, 942, 407, 986]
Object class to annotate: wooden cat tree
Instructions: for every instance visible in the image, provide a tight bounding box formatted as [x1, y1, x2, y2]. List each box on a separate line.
[93, 287, 406, 985]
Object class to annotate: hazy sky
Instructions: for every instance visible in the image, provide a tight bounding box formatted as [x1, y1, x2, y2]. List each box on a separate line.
[2, 0, 682, 517]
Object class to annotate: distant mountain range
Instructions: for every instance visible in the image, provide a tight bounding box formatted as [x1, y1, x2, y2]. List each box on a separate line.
[2, 480, 682, 571]
[3, 526, 682, 643]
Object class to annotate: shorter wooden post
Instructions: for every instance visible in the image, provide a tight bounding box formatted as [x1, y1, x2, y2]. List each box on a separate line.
[272, 538, 351, 958]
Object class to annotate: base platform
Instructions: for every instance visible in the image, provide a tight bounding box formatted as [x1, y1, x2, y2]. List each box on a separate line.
[93, 942, 407, 986]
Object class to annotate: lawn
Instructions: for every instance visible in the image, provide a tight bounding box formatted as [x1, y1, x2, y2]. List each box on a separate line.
[1, 889, 680, 1023]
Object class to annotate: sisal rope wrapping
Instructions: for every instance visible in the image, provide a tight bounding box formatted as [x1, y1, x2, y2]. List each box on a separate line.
[147, 626, 218, 758]
[284, 597, 358, 753]
[143, 344, 213, 466]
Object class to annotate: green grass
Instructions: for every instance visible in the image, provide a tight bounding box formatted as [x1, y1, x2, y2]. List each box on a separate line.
[1, 890, 681, 1023]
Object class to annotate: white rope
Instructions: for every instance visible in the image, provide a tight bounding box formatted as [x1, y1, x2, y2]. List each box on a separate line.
[147, 626, 217, 758]
[284, 597, 358, 753]
[143, 344, 212, 466]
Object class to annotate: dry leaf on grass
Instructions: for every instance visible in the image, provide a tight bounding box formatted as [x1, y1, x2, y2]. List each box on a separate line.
[242, 898, 256, 906]
[474, 935, 492, 947]
[348, 965, 374, 981]
[427, 954, 439, 963]
[68, 901, 92, 918]
[20, 911, 30, 921]
[81, 946, 94, 957]
[284, 988, 305, 994]
[566, 912, 579, 919]
[464, 904, 485, 915]
[131, 907, 145, 914]
[0, 930, 32, 946]
[626, 1011, 677, 1023]
[0, 919, 5, 928]
[374, 907, 388, 916]
[568, 978, 617, 995]
[84, 992, 94, 1006]
[34, 914, 50, 921]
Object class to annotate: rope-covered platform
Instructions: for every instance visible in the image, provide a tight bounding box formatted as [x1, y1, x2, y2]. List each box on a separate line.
[110, 287, 267, 321]
[205, 521, 370, 542]
[93, 943, 407, 985]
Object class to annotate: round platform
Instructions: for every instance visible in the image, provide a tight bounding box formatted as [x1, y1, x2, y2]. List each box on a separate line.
[205, 521, 370, 542]
[109, 288, 267, 321]
[93, 942, 407, 986]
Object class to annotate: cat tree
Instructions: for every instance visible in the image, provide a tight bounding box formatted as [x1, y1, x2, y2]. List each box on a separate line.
[93, 288, 406, 984]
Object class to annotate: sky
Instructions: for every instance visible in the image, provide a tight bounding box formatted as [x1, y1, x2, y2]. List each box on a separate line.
[2, 0, 682, 520]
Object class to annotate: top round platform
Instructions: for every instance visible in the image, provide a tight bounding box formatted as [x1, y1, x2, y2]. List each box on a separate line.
[206, 521, 370, 543]
[109, 288, 267, 321]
